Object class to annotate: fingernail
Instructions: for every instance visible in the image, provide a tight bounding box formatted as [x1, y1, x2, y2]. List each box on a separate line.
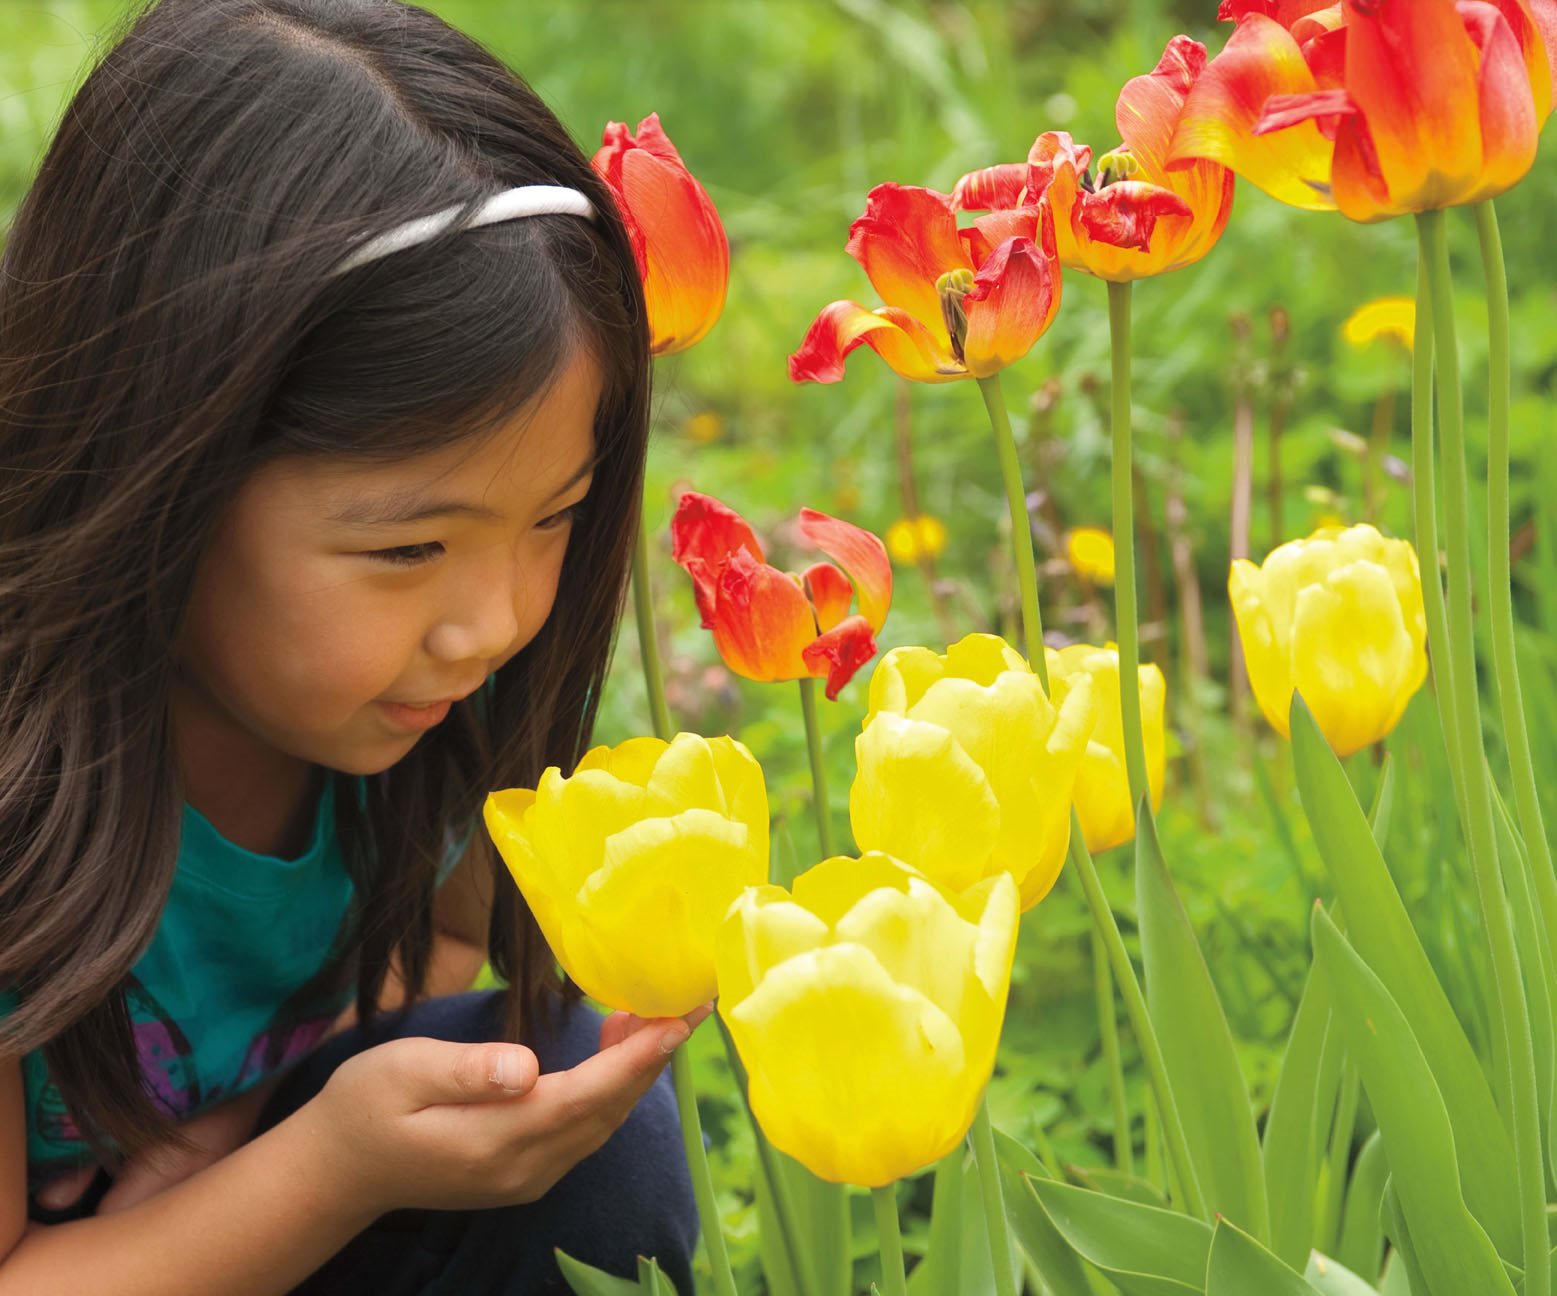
[659, 1024, 690, 1055]
[493, 1052, 526, 1091]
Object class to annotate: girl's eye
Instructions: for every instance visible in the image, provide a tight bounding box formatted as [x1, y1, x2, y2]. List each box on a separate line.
[365, 542, 445, 566]
[537, 501, 586, 531]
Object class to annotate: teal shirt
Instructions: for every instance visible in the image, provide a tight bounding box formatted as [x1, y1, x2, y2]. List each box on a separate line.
[4, 775, 467, 1192]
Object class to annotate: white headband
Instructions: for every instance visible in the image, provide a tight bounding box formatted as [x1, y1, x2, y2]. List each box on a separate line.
[331, 185, 596, 276]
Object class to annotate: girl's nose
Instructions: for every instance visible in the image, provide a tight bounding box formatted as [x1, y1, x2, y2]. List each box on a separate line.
[424, 560, 525, 666]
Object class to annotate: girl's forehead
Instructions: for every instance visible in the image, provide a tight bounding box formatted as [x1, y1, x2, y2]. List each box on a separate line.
[252, 350, 603, 516]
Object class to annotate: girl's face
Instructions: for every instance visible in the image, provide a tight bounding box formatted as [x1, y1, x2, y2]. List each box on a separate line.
[176, 348, 602, 779]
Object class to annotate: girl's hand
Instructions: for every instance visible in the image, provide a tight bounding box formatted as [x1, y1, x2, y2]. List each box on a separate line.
[32, 1077, 282, 1216]
[300, 1003, 712, 1217]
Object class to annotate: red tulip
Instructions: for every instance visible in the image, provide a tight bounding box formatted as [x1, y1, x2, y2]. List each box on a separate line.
[953, 37, 1234, 283]
[788, 184, 1060, 384]
[592, 114, 729, 354]
[1169, 0, 1557, 221]
[671, 493, 892, 700]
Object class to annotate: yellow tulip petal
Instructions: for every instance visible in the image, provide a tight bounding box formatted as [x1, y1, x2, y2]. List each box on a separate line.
[725, 943, 971, 1186]
[705, 735, 771, 875]
[644, 732, 726, 816]
[865, 644, 948, 722]
[574, 735, 666, 783]
[849, 714, 1002, 893]
[531, 768, 652, 891]
[716, 887, 829, 1009]
[575, 809, 756, 1015]
[941, 631, 1031, 685]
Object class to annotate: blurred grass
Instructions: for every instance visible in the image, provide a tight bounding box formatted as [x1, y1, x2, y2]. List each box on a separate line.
[8, 1, 1557, 1289]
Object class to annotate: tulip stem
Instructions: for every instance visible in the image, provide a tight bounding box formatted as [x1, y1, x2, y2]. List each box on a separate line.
[976, 374, 1047, 679]
[1065, 825, 1207, 1220]
[1417, 207, 1545, 1296]
[1095, 924, 1133, 1174]
[670, 1047, 739, 1296]
[1107, 279, 1151, 815]
[798, 677, 836, 858]
[1476, 200, 1557, 960]
[633, 515, 674, 743]
[871, 1185, 909, 1296]
[970, 1100, 1017, 1296]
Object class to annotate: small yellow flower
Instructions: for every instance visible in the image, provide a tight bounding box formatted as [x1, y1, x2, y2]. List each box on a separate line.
[1046, 643, 1166, 854]
[850, 633, 1095, 908]
[885, 514, 949, 565]
[1341, 296, 1415, 353]
[685, 411, 725, 444]
[1065, 526, 1116, 586]
[484, 733, 769, 1017]
[716, 853, 1019, 1187]
[1229, 523, 1427, 756]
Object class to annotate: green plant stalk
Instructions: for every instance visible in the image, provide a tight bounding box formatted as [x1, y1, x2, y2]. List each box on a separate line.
[633, 516, 673, 743]
[1418, 208, 1545, 1296]
[1066, 822, 1208, 1219]
[798, 677, 836, 859]
[1476, 200, 1557, 959]
[1108, 280, 1151, 810]
[977, 374, 1046, 671]
[1094, 924, 1133, 1174]
[1317, 1061, 1359, 1256]
[716, 1018, 813, 1296]
[671, 1048, 739, 1296]
[970, 1101, 1018, 1296]
[1409, 255, 1465, 826]
[872, 1184, 909, 1296]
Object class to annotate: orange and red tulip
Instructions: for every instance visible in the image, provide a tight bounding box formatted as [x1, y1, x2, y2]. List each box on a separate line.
[788, 184, 1061, 384]
[953, 37, 1234, 283]
[1169, 0, 1557, 222]
[592, 113, 729, 354]
[671, 492, 892, 700]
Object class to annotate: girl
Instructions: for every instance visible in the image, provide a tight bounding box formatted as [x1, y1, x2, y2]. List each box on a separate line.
[0, 0, 706, 1291]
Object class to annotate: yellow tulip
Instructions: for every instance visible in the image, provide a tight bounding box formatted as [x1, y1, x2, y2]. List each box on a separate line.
[1065, 526, 1116, 586]
[849, 633, 1095, 909]
[885, 514, 949, 565]
[483, 733, 769, 1017]
[1046, 643, 1167, 854]
[1341, 296, 1415, 353]
[716, 852, 1018, 1187]
[1229, 523, 1427, 756]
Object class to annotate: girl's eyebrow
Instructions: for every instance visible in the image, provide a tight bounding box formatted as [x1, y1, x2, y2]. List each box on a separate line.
[327, 457, 597, 529]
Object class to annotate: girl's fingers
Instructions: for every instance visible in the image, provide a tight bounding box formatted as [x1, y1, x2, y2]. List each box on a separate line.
[32, 1165, 96, 1211]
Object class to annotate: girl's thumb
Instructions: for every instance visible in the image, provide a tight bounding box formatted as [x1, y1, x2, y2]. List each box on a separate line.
[447, 1042, 539, 1100]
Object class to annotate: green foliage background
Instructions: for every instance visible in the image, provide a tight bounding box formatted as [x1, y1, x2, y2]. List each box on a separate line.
[6, 2, 1557, 1289]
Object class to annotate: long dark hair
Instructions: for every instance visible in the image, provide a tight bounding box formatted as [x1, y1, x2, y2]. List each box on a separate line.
[0, 0, 648, 1162]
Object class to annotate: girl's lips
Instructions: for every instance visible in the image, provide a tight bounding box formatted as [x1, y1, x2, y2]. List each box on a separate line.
[379, 699, 453, 731]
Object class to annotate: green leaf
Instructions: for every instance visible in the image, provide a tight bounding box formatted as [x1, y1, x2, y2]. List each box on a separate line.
[556, 1250, 645, 1296]
[636, 1257, 671, 1296]
[1305, 1252, 1384, 1296]
[1381, 1181, 1431, 1296]
[990, 1134, 1094, 1296]
[1291, 698, 1520, 1261]
[1136, 809, 1269, 1239]
[776, 1153, 852, 1296]
[1336, 1131, 1388, 1283]
[1206, 1216, 1325, 1295]
[1263, 938, 1343, 1269]
[1029, 1176, 1211, 1296]
[1368, 754, 1396, 847]
[1310, 907, 1516, 1296]
[906, 1145, 1020, 1296]
[1067, 1164, 1171, 1210]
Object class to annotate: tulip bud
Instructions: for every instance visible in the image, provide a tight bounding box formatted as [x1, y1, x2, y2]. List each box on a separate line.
[1046, 643, 1167, 854]
[716, 853, 1019, 1187]
[1229, 523, 1427, 756]
[849, 633, 1095, 908]
[484, 733, 769, 1017]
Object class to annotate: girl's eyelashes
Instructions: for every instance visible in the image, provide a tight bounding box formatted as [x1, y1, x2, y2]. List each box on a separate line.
[360, 502, 586, 565]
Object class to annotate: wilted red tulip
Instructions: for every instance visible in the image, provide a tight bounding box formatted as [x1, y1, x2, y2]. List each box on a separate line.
[592, 113, 729, 354]
[788, 184, 1060, 384]
[953, 37, 1234, 282]
[671, 492, 892, 700]
[1169, 0, 1557, 222]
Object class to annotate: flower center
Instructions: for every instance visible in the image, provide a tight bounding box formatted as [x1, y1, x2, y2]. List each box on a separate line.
[935, 267, 976, 365]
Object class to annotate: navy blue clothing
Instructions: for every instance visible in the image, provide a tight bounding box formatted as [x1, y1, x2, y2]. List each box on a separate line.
[253, 990, 698, 1295]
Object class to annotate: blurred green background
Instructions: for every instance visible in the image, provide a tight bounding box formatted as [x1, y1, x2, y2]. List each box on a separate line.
[7, 1, 1557, 1289]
